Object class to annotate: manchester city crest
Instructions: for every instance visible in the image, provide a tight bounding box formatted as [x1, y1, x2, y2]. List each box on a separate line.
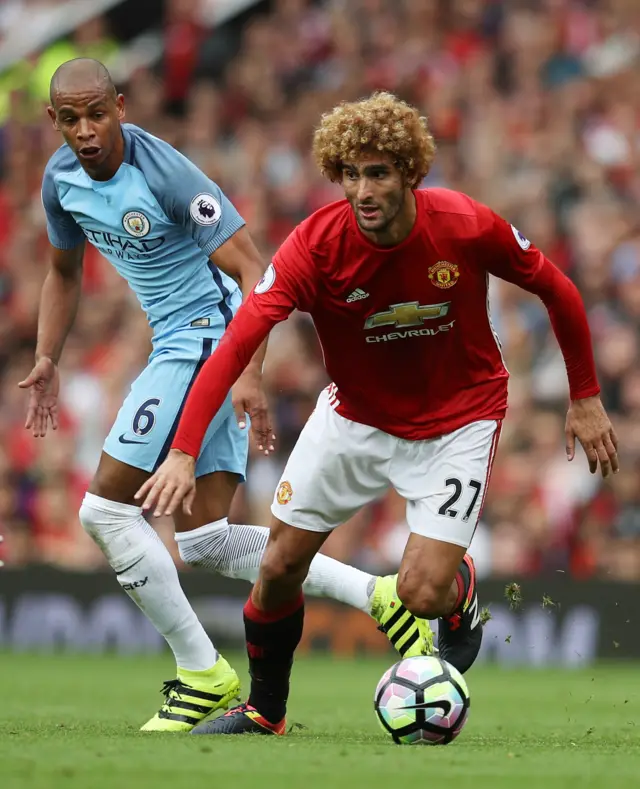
[122, 210, 151, 238]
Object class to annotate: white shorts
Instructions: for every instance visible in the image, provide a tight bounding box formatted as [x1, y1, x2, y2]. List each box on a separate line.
[271, 389, 501, 548]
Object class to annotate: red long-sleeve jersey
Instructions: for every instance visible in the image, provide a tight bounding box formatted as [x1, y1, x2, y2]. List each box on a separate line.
[173, 188, 600, 458]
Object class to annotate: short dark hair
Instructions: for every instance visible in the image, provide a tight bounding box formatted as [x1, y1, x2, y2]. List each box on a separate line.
[49, 58, 117, 105]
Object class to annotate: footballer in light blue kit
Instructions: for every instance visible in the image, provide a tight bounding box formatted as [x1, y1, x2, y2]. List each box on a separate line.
[43, 112, 247, 476]
[24, 57, 272, 730]
[21, 58, 433, 733]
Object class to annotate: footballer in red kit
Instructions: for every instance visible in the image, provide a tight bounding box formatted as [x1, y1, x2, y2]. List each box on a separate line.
[137, 92, 618, 737]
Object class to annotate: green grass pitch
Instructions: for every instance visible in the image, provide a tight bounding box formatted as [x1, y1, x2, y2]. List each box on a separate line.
[1, 652, 639, 789]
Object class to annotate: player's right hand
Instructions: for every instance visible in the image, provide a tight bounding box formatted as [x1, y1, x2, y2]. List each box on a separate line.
[135, 448, 197, 517]
[18, 357, 60, 438]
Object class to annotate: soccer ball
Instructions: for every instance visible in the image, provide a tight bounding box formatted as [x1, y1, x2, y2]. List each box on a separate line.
[374, 655, 470, 745]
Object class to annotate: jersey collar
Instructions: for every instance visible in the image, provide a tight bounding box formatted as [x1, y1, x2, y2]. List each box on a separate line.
[122, 125, 136, 166]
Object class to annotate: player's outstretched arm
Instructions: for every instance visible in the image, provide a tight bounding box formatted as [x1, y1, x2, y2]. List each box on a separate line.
[18, 243, 84, 438]
[513, 259, 618, 477]
[209, 226, 273, 451]
[483, 211, 618, 478]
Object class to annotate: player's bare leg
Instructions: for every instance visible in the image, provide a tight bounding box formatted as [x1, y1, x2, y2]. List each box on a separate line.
[397, 534, 481, 674]
[191, 517, 327, 736]
[79, 453, 240, 732]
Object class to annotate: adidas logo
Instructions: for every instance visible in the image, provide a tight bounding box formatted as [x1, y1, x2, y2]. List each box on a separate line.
[346, 288, 369, 303]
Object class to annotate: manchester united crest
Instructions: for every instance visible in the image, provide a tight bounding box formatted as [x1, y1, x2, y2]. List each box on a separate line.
[428, 260, 460, 289]
[276, 480, 293, 505]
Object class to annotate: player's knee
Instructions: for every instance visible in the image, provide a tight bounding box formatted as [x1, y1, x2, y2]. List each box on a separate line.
[397, 572, 450, 620]
[259, 549, 309, 587]
[79, 493, 139, 543]
[79, 496, 103, 540]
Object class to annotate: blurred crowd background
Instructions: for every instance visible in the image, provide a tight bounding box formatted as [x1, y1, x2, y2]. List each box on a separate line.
[0, 0, 639, 581]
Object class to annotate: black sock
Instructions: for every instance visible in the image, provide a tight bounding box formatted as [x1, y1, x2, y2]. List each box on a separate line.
[452, 557, 471, 615]
[243, 592, 304, 724]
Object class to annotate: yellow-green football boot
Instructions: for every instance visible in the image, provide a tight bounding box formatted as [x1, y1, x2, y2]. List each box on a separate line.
[140, 655, 241, 732]
[370, 575, 435, 658]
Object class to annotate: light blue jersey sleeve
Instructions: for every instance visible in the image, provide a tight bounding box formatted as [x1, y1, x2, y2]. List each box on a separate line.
[129, 127, 245, 257]
[41, 152, 86, 250]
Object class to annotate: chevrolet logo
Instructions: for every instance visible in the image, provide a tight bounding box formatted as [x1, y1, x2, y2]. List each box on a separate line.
[364, 301, 451, 330]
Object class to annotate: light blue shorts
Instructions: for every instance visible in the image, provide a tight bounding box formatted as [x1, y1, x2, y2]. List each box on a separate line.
[103, 330, 248, 479]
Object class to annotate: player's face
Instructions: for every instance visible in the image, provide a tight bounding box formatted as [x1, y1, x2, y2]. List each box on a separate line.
[48, 88, 125, 180]
[342, 154, 407, 238]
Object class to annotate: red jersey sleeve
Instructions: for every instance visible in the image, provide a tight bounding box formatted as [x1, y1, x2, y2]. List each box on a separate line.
[171, 226, 317, 458]
[476, 204, 600, 401]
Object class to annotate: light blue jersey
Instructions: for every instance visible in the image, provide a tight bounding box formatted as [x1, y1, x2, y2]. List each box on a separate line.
[42, 123, 243, 346]
[41, 124, 248, 478]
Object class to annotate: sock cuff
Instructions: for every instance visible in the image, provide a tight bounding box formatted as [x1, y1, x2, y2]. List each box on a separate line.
[453, 570, 465, 612]
[244, 592, 304, 624]
[174, 517, 229, 544]
[82, 492, 142, 517]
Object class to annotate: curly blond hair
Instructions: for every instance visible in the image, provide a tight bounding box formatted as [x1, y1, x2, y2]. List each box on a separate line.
[312, 92, 436, 187]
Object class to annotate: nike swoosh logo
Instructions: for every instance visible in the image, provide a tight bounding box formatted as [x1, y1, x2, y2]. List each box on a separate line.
[401, 700, 453, 715]
[115, 557, 144, 576]
[118, 433, 149, 445]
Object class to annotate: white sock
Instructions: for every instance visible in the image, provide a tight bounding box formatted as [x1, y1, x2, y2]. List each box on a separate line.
[80, 492, 217, 671]
[304, 551, 375, 612]
[176, 519, 376, 613]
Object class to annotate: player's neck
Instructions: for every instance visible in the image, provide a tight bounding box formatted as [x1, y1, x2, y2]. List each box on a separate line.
[82, 131, 125, 182]
[359, 190, 417, 248]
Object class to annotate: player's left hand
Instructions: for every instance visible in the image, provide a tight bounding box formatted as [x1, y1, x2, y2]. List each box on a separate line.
[565, 395, 619, 478]
[232, 368, 275, 455]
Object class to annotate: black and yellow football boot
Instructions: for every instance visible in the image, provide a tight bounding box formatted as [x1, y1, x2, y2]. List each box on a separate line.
[140, 656, 241, 732]
[370, 574, 435, 658]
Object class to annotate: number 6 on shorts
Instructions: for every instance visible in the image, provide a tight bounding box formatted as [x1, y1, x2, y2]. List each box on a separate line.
[133, 398, 161, 436]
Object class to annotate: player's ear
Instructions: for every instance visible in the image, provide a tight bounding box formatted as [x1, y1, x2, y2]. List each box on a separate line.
[404, 171, 418, 190]
[47, 106, 59, 130]
[115, 93, 125, 121]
